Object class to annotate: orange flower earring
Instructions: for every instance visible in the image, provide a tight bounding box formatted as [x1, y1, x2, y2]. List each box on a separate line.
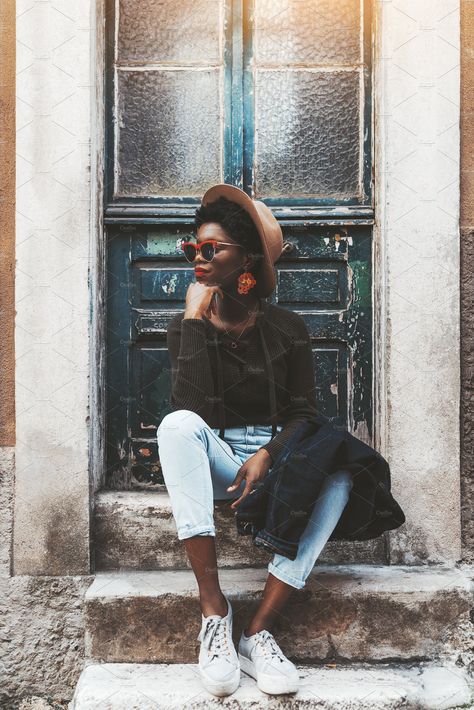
[237, 271, 257, 294]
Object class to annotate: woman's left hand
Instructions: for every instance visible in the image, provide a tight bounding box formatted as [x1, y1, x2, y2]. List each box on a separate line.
[227, 449, 272, 510]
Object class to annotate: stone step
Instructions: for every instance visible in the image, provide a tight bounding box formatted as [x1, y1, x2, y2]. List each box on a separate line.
[84, 565, 472, 665]
[93, 490, 385, 571]
[70, 660, 473, 709]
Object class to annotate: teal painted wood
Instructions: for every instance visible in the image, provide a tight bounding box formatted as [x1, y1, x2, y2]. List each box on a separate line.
[362, 0, 374, 205]
[106, 223, 372, 487]
[242, 0, 254, 196]
[230, 0, 244, 188]
[223, 0, 234, 185]
[105, 232, 135, 487]
[104, 207, 375, 223]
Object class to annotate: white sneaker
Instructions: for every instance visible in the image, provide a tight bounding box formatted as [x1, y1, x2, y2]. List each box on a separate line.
[197, 595, 240, 697]
[238, 628, 300, 695]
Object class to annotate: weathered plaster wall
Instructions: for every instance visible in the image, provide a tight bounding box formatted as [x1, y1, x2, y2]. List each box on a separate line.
[461, 0, 474, 562]
[0, 450, 15, 577]
[13, 0, 93, 575]
[375, 1, 462, 564]
[0, 0, 100, 703]
[0, 452, 93, 708]
[89, 0, 107, 496]
[0, 0, 15, 446]
[0, 575, 92, 709]
[0, 0, 15, 586]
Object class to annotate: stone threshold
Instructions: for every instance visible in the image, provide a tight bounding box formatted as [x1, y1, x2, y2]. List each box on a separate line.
[71, 659, 473, 709]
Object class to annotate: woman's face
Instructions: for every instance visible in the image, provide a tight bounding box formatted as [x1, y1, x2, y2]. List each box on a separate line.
[194, 222, 252, 289]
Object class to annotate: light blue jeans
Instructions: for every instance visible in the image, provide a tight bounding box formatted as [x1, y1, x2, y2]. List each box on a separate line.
[157, 409, 353, 590]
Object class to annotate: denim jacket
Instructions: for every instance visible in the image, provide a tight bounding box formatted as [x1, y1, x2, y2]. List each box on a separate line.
[235, 413, 406, 560]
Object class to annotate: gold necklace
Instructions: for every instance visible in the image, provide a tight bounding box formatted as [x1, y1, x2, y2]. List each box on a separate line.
[212, 298, 261, 349]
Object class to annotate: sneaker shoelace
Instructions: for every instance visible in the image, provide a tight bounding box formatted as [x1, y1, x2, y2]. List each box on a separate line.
[199, 616, 232, 662]
[254, 629, 287, 664]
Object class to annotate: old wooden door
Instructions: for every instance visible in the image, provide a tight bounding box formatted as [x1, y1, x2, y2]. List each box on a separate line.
[105, 0, 374, 489]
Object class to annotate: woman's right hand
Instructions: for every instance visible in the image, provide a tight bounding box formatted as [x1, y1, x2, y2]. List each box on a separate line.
[183, 282, 224, 320]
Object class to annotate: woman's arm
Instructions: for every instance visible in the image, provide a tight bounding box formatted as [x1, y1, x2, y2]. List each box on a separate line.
[259, 315, 318, 464]
[166, 314, 216, 421]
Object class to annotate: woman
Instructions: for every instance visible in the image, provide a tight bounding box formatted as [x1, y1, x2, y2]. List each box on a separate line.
[157, 184, 353, 698]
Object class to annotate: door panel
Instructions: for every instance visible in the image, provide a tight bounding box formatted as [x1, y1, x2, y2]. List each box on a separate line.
[243, 0, 372, 203]
[117, 0, 224, 64]
[110, 0, 231, 200]
[116, 69, 224, 197]
[254, 70, 362, 197]
[253, 0, 361, 65]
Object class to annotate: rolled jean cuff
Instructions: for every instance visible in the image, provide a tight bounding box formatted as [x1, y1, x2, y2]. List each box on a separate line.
[177, 524, 216, 540]
[254, 529, 298, 560]
[267, 561, 306, 590]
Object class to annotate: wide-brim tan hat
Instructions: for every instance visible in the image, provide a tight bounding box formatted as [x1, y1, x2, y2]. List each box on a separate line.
[201, 183, 283, 298]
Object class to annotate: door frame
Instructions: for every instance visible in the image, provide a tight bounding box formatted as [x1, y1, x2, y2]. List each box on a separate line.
[11, 0, 461, 575]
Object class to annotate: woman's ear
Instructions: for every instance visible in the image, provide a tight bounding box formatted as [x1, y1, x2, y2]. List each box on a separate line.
[243, 251, 257, 273]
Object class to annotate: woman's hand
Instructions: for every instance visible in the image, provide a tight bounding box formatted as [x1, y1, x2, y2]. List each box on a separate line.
[227, 449, 273, 510]
[183, 282, 224, 320]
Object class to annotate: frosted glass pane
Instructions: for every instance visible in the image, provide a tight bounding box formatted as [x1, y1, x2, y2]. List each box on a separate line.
[116, 70, 222, 197]
[254, 0, 361, 65]
[118, 0, 224, 64]
[255, 70, 360, 198]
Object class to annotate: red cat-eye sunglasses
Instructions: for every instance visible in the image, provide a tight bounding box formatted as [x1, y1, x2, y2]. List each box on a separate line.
[180, 239, 246, 263]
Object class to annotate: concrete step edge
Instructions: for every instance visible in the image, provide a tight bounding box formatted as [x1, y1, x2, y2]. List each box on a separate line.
[83, 567, 473, 666]
[85, 564, 473, 601]
[70, 659, 473, 709]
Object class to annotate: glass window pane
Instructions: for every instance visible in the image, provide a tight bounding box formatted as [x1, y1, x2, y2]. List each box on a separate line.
[254, 70, 360, 198]
[254, 0, 361, 65]
[118, 0, 224, 64]
[116, 69, 223, 197]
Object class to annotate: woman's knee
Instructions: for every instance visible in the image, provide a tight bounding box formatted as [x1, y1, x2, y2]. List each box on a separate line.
[321, 469, 353, 502]
[331, 469, 353, 488]
[157, 409, 206, 441]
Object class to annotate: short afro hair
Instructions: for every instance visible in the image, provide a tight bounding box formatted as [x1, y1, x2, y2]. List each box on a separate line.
[194, 195, 264, 277]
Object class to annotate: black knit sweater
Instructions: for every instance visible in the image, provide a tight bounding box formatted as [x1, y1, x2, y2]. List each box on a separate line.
[166, 298, 318, 463]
